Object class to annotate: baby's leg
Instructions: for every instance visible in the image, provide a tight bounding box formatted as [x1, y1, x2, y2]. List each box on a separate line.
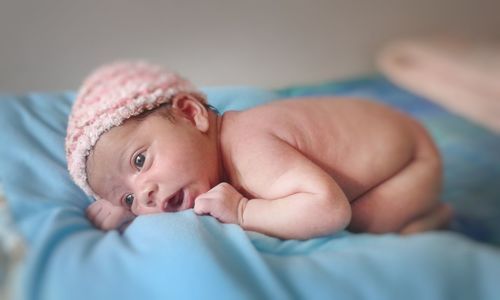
[348, 121, 450, 234]
[398, 203, 453, 234]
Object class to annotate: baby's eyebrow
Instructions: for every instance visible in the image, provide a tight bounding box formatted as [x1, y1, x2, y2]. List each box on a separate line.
[119, 135, 141, 172]
[117, 144, 136, 174]
[118, 147, 128, 172]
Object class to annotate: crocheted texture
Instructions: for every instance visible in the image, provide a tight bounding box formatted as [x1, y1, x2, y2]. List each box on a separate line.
[65, 61, 206, 199]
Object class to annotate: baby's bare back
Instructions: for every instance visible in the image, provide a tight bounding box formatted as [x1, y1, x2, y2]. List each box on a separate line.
[222, 97, 422, 201]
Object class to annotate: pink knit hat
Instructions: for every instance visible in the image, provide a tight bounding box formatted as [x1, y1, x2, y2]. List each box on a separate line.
[65, 61, 206, 199]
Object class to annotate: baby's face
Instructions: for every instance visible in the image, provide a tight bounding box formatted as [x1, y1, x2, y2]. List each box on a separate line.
[86, 98, 220, 215]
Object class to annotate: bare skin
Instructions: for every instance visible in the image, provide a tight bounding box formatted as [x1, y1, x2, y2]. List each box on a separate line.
[86, 93, 452, 239]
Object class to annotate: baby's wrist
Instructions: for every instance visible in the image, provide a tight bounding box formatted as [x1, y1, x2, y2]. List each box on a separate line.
[237, 197, 248, 227]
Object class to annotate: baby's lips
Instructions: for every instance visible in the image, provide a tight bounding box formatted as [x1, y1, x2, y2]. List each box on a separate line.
[161, 194, 174, 212]
[162, 189, 185, 212]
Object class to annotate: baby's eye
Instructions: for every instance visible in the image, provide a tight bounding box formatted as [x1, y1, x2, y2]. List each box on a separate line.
[124, 194, 134, 208]
[134, 153, 146, 169]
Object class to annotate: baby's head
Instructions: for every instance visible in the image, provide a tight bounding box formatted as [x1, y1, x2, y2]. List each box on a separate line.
[66, 61, 222, 214]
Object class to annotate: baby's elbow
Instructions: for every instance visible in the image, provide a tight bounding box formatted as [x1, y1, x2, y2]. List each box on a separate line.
[333, 204, 352, 233]
[318, 192, 352, 235]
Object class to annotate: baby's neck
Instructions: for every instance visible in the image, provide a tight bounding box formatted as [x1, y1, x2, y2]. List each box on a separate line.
[213, 111, 229, 183]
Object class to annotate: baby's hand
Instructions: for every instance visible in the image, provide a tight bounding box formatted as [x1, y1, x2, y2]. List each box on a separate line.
[194, 182, 248, 225]
[86, 199, 136, 231]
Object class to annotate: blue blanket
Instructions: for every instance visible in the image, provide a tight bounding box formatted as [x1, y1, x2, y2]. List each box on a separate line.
[0, 78, 499, 300]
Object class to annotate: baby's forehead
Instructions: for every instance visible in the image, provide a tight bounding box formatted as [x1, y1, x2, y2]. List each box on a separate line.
[86, 161, 122, 205]
[86, 124, 132, 180]
[85, 112, 161, 178]
[94, 116, 145, 150]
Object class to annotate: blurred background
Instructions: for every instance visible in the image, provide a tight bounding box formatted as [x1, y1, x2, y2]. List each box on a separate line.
[1, 0, 499, 92]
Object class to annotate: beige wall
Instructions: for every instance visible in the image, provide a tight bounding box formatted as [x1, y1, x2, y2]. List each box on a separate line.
[1, 0, 499, 92]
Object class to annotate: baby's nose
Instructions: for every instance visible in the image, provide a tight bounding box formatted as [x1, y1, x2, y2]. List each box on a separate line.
[137, 184, 159, 209]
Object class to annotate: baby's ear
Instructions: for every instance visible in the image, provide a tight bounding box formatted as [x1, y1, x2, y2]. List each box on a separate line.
[171, 92, 209, 132]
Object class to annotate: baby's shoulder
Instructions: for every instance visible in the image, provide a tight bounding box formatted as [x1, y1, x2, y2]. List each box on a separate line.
[219, 109, 274, 144]
[220, 101, 297, 137]
[219, 109, 287, 183]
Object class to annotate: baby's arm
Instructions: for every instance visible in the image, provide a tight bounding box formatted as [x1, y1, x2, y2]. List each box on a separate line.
[195, 135, 351, 240]
[86, 199, 136, 231]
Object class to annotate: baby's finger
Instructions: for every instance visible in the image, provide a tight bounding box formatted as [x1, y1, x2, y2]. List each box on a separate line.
[209, 182, 231, 193]
[86, 201, 101, 214]
[86, 202, 103, 223]
[101, 214, 121, 231]
[193, 197, 212, 215]
[199, 186, 228, 199]
[93, 208, 111, 229]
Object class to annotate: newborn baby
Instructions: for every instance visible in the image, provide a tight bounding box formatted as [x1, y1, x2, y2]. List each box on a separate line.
[66, 61, 452, 240]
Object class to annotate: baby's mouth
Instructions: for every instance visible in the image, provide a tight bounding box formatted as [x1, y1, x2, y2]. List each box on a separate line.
[162, 190, 184, 212]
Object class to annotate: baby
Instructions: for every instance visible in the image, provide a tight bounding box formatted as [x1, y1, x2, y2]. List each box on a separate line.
[66, 61, 452, 240]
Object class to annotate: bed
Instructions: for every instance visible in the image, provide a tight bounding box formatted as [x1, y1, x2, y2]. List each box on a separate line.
[0, 76, 499, 300]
